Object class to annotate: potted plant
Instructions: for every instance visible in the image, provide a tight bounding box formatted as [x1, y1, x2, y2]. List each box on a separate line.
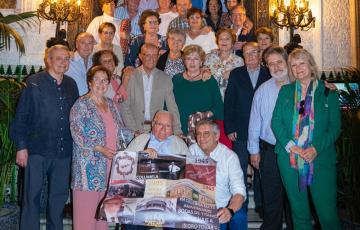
[0, 11, 35, 229]
[335, 67, 360, 228]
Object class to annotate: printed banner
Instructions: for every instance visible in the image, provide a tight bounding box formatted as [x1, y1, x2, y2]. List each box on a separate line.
[99, 150, 219, 229]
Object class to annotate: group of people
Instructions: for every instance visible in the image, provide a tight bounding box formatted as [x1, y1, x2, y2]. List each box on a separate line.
[10, 0, 342, 230]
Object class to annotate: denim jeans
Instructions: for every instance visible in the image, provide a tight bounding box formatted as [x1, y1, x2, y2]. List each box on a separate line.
[220, 205, 248, 230]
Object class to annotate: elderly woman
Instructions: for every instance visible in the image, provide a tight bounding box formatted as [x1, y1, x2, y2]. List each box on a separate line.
[255, 26, 274, 59]
[173, 45, 223, 135]
[157, 0, 178, 36]
[93, 50, 128, 104]
[124, 10, 167, 67]
[204, 0, 223, 32]
[184, 8, 218, 54]
[156, 28, 186, 78]
[271, 49, 341, 229]
[204, 28, 244, 100]
[70, 65, 133, 230]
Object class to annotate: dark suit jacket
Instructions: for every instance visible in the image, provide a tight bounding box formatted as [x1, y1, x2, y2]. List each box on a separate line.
[235, 28, 256, 57]
[224, 65, 270, 141]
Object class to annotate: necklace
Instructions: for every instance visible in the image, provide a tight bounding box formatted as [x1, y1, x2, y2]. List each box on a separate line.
[184, 71, 201, 81]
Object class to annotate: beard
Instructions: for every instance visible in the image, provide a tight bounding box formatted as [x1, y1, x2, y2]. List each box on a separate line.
[271, 68, 288, 81]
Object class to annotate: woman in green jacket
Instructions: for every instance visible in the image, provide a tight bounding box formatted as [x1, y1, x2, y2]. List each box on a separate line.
[271, 48, 341, 230]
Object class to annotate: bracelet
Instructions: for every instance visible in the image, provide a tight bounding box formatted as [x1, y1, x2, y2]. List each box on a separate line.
[226, 207, 234, 217]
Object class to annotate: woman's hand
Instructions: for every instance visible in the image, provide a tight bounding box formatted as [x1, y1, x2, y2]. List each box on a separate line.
[200, 26, 212, 35]
[223, 70, 230, 80]
[144, 148, 158, 159]
[289, 145, 304, 156]
[116, 85, 128, 102]
[201, 67, 212, 81]
[302, 147, 317, 163]
[94, 146, 116, 160]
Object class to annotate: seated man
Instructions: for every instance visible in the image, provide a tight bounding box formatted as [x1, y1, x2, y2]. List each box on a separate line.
[126, 110, 188, 156]
[189, 119, 247, 230]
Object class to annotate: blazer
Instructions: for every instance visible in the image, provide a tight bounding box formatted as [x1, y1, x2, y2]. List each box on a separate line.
[235, 28, 256, 57]
[224, 65, 270, 141]
[120, 67, 182, 134]
[271, 81, 341, 165]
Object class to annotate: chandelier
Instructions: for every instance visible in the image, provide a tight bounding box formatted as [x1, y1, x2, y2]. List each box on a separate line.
[37, 0, 82, 38]
[271, 0, 315, 40]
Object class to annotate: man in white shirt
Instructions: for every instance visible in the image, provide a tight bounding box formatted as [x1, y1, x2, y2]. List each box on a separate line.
[86, 0, 122, 45]
[65, 32, 95, 96]
[120, 43, 182, 134]
[189, 119, 247, 230]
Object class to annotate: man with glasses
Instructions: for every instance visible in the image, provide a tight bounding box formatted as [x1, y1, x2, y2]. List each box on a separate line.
[224, 41, 270, 212]
[189, 119, 247, 230]
[230, 4, 255, 57]
[121, 43, 182, 134]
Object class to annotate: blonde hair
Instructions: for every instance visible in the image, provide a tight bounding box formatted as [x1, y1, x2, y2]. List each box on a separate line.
[182, 44, 206, 62]
[288, 48, 319, 81]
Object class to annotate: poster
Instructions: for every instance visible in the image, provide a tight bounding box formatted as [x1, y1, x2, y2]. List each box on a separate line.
[99, 151, 219, 229]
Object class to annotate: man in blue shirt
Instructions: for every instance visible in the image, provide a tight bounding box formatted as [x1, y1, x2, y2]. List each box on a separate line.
[11, 44, 79, 230]
[247, 46, 293, 230]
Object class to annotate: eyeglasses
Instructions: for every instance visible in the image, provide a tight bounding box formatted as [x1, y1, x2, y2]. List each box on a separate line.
[93, 77, 109, 85]
[146, 20, 159, 25]
[154, 121, 172, 130]
[196, 131, 211, 139]
[299, 100, 305, 115]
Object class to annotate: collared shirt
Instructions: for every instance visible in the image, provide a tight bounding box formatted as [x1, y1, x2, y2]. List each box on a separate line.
[189, 143, 246, 208]
[248, 78, 288, 154]
[141, 66, 154, 121]
[138, 0, 159, 13]
[148, 133, 175, 156]
[86, 13, 122, 45]
[10, 71, 79, 158]
[167, 16, 207, 33]
[65, 51, 92, 96]
[114, 7, 142, 37]
[247, 66, 260, 89]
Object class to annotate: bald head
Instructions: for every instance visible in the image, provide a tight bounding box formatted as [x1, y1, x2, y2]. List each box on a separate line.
[152, 111, 174, 141]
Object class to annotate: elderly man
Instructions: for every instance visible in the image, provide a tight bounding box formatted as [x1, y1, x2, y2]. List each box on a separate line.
[126, 110, 188, 156]
[10, 45, 79, 230]
[121, 43, 182, 134]
[230, 5, 255, 57]
[247, 46, 294, 230]
[189, 119, 247, 230]
[114, 0, 142, 37]
[224, 41, 270, 213]
[65, 32, 95, 96]
[86, 0, 122, 44]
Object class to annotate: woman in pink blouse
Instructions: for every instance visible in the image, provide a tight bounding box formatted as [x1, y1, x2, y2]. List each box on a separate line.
[70, 65, 133, 230]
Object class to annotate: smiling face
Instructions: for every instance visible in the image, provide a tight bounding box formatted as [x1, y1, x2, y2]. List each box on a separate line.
[127, 0, 140, 12]
[266, 53, 288, 81]
[231, 6, 246, 27]
[158, 0, 171, 10]
[290, 57, 311, 82]
[243, 44, 261, 69]
[47, 48, 70, 76]
[139, 45, 159, 72]
[188, 12, 203, 30]
[184, 52, 202, 73]
[89, 70, 110, 97]
[99, 25, 115, 45]
[208, 0, 219, 15]
[152, 112, 173, 141]
[76, 35, 95, 59]
[168, 33, 185, 53]
[217, 31, 233, 52]
[143, 15, 160, 34]
[196, 124, 219, 155]
[102, 1, 115, 16]
[257, 33, 272, 51]
[99, 53, 116, 73]
[226, 0, 238, 11]
[176, 0, 192, 17]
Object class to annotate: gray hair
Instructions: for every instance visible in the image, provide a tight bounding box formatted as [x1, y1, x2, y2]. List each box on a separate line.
[195, 119, 220, 135]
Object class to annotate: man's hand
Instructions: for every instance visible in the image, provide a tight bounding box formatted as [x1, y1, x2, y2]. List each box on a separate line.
[115, 84, 128, 102]
[302, 147, 317, 163]
[200, 26, 212, 35]
[144, 148, 158, 159]
[250, 154, 261, 170]
[227, 132, 237, 141]
[16, 149, 28, 167]
[201, 67, 212, 81]
[217, 208, 232, 224]
[94, 146, 116, 159]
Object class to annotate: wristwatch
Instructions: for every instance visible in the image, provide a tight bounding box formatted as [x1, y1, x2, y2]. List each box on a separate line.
[226, 207, 235, 217]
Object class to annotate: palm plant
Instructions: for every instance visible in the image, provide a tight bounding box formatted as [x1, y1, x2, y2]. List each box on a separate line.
[0, 11, 37, 55]
[0, 77, 25, 208]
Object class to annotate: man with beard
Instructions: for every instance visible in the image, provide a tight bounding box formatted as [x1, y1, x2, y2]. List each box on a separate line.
[247, 46, 293, 230]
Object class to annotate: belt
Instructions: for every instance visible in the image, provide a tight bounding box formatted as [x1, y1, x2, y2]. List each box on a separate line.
[143, 120, 152, 125]
[260, 139, 275, 150]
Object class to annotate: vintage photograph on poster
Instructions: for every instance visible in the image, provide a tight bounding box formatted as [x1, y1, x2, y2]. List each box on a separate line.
[186, 156, 217, 186]
[107, 180, 145, 198]
[137, 152, 186, 180]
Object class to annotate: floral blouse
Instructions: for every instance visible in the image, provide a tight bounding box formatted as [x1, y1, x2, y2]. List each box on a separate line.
[70, 96, 133, 191]
[164, 58, 185, 78]
[204, 50, 244, 100]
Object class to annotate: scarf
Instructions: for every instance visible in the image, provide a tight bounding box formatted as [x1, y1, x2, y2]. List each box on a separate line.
[291, 80, 317, 191]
